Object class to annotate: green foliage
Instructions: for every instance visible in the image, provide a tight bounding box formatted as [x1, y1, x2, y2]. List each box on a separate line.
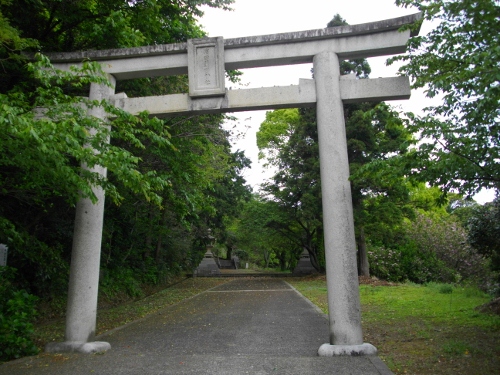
[256, 109, 301, 165]
[0, 267, 39, 361]
[99, 268, 144, 300]
[368, 240, 446, 284]
[257, 72, 413, 275]
[1, 0, 233, 52]
[369, 202, 492, 286]
[392, 0, 500, 196]
[406, 211, 489, 283]
[467, 197, 500, 283]
[0, 216, 69, 297]
[257, 107, 324, 271]
[367, 244, 406, 282]
[438, 284, 453, 294]
[0, 0, 247, 307]
[230, 196, 298, 270]
[2, 55, 172, 207]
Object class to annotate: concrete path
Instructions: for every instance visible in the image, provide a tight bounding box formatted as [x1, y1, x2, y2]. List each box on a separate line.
[1, 279, 393, 374]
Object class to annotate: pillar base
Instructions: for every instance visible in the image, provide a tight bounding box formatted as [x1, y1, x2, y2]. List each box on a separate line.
[318, 343, 377, 356]
[45, 341, 111, 354]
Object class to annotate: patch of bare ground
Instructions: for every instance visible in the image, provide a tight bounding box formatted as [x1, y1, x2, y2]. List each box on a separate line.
[476, 297, 500, 315]
[298, 273, 399, 287]
[358, 275, 399, 287]
[364, 318, 500, 375]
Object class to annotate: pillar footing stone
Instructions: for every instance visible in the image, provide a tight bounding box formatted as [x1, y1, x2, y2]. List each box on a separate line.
[45, 341, 111, 354]
[318, 342, 377, 356]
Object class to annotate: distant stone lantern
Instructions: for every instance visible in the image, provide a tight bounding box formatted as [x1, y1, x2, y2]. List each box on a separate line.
[205, 229, 216, 257]
[194, 229, 220, 277]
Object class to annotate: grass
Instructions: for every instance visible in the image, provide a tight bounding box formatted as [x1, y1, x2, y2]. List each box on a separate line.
[288, 278, 500, 375]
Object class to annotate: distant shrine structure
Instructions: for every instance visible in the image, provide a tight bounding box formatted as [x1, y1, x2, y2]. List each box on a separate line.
[44, 13, 421, 356]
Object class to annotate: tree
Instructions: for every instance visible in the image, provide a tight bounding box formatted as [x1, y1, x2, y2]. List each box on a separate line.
[368, 186, 490, 285]
[232, 196, 298, 270]
[0, 0, 240, 299]
[256, 15, 413, 276]
[467, 197, 500, 280]
[392, 0, 500, 197]
[258, 108, 324, 271]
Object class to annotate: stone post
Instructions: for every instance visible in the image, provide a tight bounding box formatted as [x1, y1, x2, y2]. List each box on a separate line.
[46, 76, 116, 354]
[313, 51, 376, 356]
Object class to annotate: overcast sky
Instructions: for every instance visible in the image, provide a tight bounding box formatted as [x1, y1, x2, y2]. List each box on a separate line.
[196, 1, 494, 203]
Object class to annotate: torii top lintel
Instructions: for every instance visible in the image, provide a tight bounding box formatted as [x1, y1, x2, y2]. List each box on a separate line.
[47, 13, 421, 81]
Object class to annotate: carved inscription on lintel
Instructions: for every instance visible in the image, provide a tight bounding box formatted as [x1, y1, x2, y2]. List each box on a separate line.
[187, 37, 225, 97]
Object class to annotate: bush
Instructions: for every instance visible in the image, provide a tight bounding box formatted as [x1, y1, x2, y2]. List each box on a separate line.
[367, 244, 405, 282]
[406, 212, 491, 284]
[467, 198, 500, 278]
[99, 267, 143, 300]
[368, 242, 453, 284]
[0, 267, 39, 362]
[368, 211, 493, 286]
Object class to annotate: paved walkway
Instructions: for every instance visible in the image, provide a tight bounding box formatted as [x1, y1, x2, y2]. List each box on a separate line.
[1, 279, 393, 374]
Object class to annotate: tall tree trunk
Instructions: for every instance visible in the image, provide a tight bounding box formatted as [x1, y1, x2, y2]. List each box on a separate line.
[264, 249, 270, 268]
[306, 246, 321, 272]
[278, 250, 287, 271]
[144, 207, 154, 259]
[357, 226, 370, 277]
[155, 234, 162, 263]
[155, 209, 168, 262]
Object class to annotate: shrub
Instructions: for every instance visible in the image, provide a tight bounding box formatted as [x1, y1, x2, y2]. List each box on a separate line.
[99, 267, 143, 300]
[404, 212, 490, 284]
[0, 267, 39, 362]
[467, 198, 500, 279]
[367, 244, 405, 282]
[368, 241, 448, 283]
[369, 211, 493, 286]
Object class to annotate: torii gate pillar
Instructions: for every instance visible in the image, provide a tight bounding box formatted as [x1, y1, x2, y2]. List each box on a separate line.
[45, 79, 115, 354]
[314, 52, 375, 355]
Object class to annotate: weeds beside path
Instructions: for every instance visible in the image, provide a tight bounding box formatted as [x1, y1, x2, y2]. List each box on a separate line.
[289, 277, 500, 375]
[34, 278, 229, 351]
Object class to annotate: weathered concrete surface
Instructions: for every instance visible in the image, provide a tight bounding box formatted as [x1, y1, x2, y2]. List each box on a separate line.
[112, 76, 409, 118]
[193, 251, 221, 277]
[314, 52, 364, 347]
[46, 13, 421, 80]
[1, 279, 393, 375]
[187, 37, 225, 97]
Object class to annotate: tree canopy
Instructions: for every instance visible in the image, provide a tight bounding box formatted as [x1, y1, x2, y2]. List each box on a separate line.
[255, 14, 414, 275]
[391, 0, 500, 196]
[0, 0, 248, 309]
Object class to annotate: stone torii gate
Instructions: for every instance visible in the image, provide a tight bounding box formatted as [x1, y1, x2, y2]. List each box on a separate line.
[45, 13, 421, 356]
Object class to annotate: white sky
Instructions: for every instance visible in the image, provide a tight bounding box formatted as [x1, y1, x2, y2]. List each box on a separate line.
[197, 0, 494, 203]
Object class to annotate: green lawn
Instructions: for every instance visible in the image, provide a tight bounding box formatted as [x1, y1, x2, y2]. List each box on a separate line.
[289, 278, 500, 375]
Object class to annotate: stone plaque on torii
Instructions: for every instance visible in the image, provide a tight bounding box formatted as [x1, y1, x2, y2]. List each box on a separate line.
[44, 13, 421, 356]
